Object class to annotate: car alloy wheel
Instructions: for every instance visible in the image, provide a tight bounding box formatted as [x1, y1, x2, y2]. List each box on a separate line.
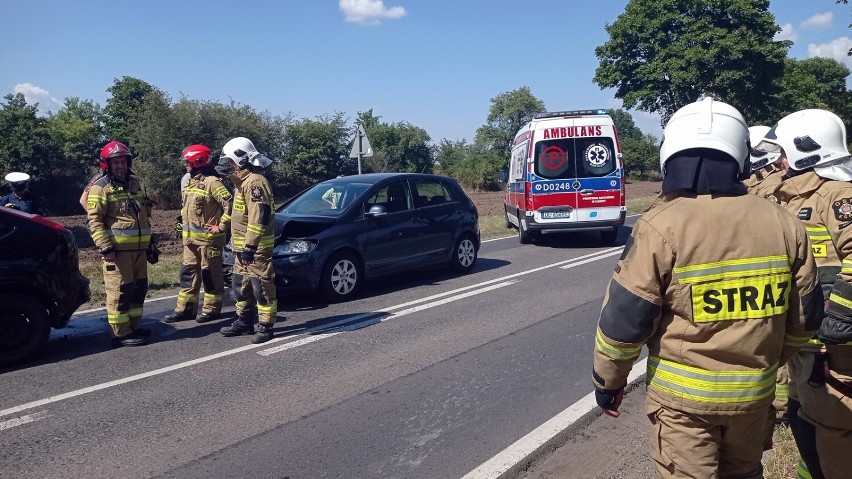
[450, 234, 477, 273]
[321, 252, 362, 302]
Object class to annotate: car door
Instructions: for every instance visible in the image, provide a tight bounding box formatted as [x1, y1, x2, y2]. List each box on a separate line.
[359, 180, 422, 275]
[411, 178, 456, 264]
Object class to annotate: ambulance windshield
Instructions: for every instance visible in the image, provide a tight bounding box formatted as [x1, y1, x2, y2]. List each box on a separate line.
[533, 137, 616, 179]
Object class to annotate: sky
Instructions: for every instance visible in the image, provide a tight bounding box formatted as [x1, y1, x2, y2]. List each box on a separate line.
[1, 0, 851, 145]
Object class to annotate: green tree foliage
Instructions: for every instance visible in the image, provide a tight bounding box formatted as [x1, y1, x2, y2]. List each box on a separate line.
[434, 139, 504, 190]
[0, 93, 58, 209]
[594, 0, 790, 125]
[280, 113, 351, 197]
[130, 90, 183, 207]
[44, 97, 104, 213]
[606, 109, 660, 179]
[475, 86, 545, 159]
[103, 76, 157, 145]
[765, 57, 852, 127]
[364, 121, 433, 174]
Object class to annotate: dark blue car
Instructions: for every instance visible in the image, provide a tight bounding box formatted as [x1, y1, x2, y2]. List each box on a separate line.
[272, 173, 480, 302]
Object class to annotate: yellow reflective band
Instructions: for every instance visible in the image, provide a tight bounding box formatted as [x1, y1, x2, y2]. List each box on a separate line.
[813, 244, 828, 258]
[185, 187, 211, 198]
[112, 234, 152, 244]
[91, 230, 107, 241]
[182, 230, 224, 240]
[214, 186, 230, 197]
[647, 356, 777, 403]
[674, 256, 790, 284]
[221, 213, 231, 222]
[776, 383, 788, 402]
[594, 328, 642, 360]
[842, 260, 852, 273]
[257, 302, 277, 314]
[235, 300, 249, 310]
[233, 204, 245, 212]
[107, 312, 130, 325]
[806, 226, 831, 241]
[247, 224, 266, 234]
[830, 291, 852, 310]
[690, 273, 790, 322]
[203, 293, 223, 303]
[178, 291, 198, 301]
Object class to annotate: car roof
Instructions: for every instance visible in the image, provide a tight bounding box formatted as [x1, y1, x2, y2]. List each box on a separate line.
[328, 173, 458, 185]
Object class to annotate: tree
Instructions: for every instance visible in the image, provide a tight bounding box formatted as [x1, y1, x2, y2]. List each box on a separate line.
[765, 57, 852, 127]
[475, 87, 545, 159]
[594, 0, 790, 125]
[103, 76, 157, 145]
[280, 113, 351, 197]
[364, 121, 433, 174]
[607, 108, 643, 140]
[621, 134, 661, 180]
[0, 93, 59, 209]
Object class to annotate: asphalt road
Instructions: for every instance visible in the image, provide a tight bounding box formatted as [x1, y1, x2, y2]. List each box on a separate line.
[0, 218, 637, 479]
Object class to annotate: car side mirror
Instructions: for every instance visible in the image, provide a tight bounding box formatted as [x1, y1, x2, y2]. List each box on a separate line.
[366, 204, 387, 217]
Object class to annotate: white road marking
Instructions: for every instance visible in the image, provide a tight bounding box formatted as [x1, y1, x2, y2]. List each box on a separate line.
[460, 358, 647, 479]
[0, 410, 52, 431]
[3, 247, 623, 420]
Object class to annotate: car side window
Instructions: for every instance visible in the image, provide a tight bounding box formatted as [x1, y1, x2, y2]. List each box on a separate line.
[366, 181, 412, 214]
[411, 179, 454, 207]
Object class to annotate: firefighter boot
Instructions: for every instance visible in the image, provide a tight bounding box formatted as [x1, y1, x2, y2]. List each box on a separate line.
[111, 332, 148, 348]
[220, 317, 254, 337]
[252, 323, 274, 344]
[195, 312, 220, 324]
[163, 311, 194, 323]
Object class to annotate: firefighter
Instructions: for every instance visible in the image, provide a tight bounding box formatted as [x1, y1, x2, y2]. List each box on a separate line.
[87, 140, 155, 347]
[754, 109, 852, 479]
[591, 97, 824, 479]
[163, 145, 233, 324]
[214, 137, 278, 344]
[744, 125, 784, 200]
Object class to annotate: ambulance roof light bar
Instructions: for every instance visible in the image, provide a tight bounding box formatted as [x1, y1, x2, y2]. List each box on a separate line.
[534, 109, 609, 119]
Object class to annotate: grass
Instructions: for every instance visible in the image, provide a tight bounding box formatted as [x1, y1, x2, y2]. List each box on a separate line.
[80, 255, 183, 307]
[764, 425, 799, 479]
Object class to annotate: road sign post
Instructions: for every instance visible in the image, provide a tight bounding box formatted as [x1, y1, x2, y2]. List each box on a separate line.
[349, 123, 373, 175]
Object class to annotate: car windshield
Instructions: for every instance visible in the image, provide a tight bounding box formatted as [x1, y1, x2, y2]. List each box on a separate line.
[281, 181, 373, 216]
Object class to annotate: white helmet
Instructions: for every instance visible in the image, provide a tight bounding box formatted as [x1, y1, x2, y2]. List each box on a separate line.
[758, 109, 852, 180]
[221, 137, 273, 168]
[659, 97, 749, 176]
[747, 125, 774, 171]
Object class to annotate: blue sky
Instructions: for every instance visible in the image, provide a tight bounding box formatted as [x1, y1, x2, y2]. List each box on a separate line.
[2, 1, 850, 144]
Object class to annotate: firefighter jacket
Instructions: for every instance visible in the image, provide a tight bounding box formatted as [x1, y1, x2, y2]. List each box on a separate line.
[593, 192, 823, 415]
[86, 175, 153, 253]
[744, 166, 783, 200]
[181, 173, 232, 246]
[772, 170, 852, 349]
[220, 169, 274, 254]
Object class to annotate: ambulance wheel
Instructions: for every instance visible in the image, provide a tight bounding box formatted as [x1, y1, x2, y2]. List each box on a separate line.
[0, 293, 51, 366]
[600, 228, 618, 245]
[320, 252, 362, 303]
[450, 234, 478, 273]
[518, 220, 533, 244]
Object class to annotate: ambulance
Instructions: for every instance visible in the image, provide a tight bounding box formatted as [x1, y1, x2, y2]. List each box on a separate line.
[504, 109, 626, 244]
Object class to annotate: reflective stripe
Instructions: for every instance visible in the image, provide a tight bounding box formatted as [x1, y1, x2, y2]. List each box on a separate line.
[221, 213, 231, 222]
[128, 307, 143, 317]
[595, 328, 642, 360]
[776, 383, 788, 402]
[107, 312, 130, 325]
[257, 301, 277, 314]
[178, 292, 198, 302]
[246, 223, 267, 234]
[673, 256, 790, 284]
[647, 356, 777, 403]
[842, 260, 852, 274]
[830, 291, 852, 310]
[797, 459, 812, 479]
[203, 293, 223, 303]
[185, 187, 211, 198]
[806, 226, 831, 241]
[213, 186, 230, 198]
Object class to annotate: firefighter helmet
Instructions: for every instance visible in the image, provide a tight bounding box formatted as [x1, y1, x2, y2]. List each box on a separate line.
[181, 144, 213, 169]
[221, 137, 273, 168]
[99, 141, 132, 170]
[660, 97, 749, 177]
[748, 125, 773, 171]
[757, 109, 852, 180]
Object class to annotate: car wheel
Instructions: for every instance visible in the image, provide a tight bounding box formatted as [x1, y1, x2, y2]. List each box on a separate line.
[321, 252, 362, 303]
[0, 293, 51, 366]
[450, 234, 478, 273]
[518, 218, 533, 244]
[600, 228, 618, 244]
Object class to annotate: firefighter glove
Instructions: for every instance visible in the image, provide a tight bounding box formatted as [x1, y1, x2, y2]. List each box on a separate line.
[819, 312, 852, 344]
[595, 387, 624, 411]
[146, 240, 160, 265]
[240, 249, 255, 263]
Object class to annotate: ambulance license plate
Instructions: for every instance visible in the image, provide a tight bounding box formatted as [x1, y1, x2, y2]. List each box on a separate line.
[541, 211, 571, 219]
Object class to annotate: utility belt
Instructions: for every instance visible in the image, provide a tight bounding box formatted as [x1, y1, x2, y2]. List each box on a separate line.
[808, 352, 852, 398]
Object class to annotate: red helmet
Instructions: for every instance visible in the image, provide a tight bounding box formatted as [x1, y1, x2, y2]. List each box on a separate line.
[181, 144, 213, 169]
[99, 141, 132, 169]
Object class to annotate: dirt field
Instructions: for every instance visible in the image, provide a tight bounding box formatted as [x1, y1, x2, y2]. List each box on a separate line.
[47, 181, 662, 262]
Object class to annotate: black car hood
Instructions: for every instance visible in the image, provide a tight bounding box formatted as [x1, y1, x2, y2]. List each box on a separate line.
[275, 214, 337, 238]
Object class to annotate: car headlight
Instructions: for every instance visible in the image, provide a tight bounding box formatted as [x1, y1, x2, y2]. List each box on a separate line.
[277, 239, 318, 255]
